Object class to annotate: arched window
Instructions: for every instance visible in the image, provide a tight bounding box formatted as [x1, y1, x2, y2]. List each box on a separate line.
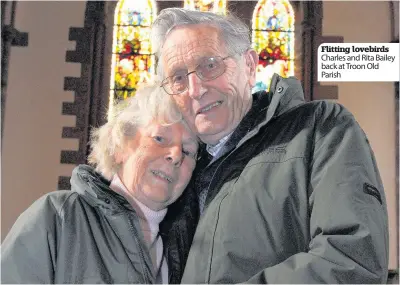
[184, 0, 226, 15]
[109, 0, 157, 114]
[252, 0, 294, 92]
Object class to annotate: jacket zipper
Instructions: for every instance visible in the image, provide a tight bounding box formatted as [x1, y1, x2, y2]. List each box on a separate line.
[203, 117, 272, 208]
[103, 193, 155, 284]
[202, 148, 242, 283]
[203, 103, 277, 205]
[202, 114, 279, 282]
[123, 207, 155, 283]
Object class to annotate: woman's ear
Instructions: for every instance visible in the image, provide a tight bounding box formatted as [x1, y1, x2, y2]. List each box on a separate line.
[114, 149, 125, 165]
[244, 49, 259, 87]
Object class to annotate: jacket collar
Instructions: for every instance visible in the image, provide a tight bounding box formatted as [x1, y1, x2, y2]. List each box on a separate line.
[237, 73, 305, 149]
[209, 91, 270, 162]
[268, 73, 305, 118]
[70, 164, 133, 212]
[206, 74, 306, 161]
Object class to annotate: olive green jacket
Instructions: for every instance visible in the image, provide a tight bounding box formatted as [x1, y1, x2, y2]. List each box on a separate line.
[1, 165, 167, 283]
[166, 74, 389, 283]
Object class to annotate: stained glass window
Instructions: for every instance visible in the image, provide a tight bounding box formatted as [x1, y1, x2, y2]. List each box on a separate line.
[252, 0, 294, 92]
[109, 0, 157, 112]
[184, 0, 226, 15]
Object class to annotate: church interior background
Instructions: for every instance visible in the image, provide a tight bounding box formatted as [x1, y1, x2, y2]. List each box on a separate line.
[1, 0, 399, 281]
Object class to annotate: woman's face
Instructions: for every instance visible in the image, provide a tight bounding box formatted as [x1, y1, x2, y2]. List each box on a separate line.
[116, 121, 198, 211]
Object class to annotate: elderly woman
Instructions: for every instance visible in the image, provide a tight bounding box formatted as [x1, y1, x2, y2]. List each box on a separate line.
[1, 84, 198, 284]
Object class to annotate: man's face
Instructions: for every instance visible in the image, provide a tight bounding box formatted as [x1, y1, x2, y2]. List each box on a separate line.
[161, 25, 257, 145]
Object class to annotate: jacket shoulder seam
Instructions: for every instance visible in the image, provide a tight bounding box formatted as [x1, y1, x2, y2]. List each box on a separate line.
[57, 192, 79, 222]
[314, 113, 355, 147]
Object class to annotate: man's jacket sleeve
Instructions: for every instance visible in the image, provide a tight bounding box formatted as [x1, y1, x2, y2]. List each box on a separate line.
[245, 105, 389, 283]
[1, 194, 59, 283]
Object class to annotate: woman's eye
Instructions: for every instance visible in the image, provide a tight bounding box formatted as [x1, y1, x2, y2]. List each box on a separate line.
[153, 136, 165, 143]
[182, 149, 196, 158]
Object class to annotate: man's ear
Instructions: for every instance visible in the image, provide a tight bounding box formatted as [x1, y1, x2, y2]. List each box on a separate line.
[244, 49, 259, 87]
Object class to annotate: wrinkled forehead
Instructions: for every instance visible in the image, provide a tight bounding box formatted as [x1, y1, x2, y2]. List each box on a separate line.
[160, 25, 227, 73]
[150, 120, 199, 146]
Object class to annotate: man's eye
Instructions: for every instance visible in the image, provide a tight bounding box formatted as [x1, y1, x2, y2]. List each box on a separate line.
[206, 62, 217, 69]
[203, 58, 219, 70]
[172, 74, 185, 83]
[153, 136, 165, 143]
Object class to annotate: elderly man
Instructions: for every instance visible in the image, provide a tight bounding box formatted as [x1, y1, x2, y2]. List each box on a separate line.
[153, 8, 389, 284]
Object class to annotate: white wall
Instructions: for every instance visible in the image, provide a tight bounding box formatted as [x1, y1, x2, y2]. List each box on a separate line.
[321, 1, 398, 270]
[2, 1, 86, 240]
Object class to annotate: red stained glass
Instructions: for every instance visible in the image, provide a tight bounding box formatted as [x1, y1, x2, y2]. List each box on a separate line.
[110, 0, 157, 108]
[252, 0, 295, 92]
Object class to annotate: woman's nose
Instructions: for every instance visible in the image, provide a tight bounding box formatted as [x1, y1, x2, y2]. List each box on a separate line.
[165, 146, 183, 166]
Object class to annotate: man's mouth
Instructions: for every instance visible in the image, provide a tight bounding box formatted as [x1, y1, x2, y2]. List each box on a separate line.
[197, 101, 222, 114]
[151, 170, 173, 183]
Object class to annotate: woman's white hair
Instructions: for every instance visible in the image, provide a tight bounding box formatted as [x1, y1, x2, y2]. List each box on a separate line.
[88, 82, 186, 179]
[151, 8, 251, 77]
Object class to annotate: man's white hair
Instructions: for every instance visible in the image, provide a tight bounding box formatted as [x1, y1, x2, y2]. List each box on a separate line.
[151, 8, 251, 77]
[88, 83, 186, 179]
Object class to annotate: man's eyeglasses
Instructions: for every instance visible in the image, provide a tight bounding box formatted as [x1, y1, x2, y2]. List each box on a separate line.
[161, 56, 230, 95]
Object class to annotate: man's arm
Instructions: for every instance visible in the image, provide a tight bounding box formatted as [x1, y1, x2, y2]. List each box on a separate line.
[245, 105, 389, 284]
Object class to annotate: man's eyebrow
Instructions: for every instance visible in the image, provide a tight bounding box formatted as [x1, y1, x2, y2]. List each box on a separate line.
[167, 54, 214, 76]
[170, 68, 188, 75]
[167, 65, 188, 77]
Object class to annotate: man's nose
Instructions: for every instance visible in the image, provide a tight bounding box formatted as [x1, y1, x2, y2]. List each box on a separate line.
[165, 145, 183, 167]
[187, 72, 205, 100]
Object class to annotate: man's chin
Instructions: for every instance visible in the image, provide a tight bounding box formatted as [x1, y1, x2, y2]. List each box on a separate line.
[197, 128, 226, 145]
